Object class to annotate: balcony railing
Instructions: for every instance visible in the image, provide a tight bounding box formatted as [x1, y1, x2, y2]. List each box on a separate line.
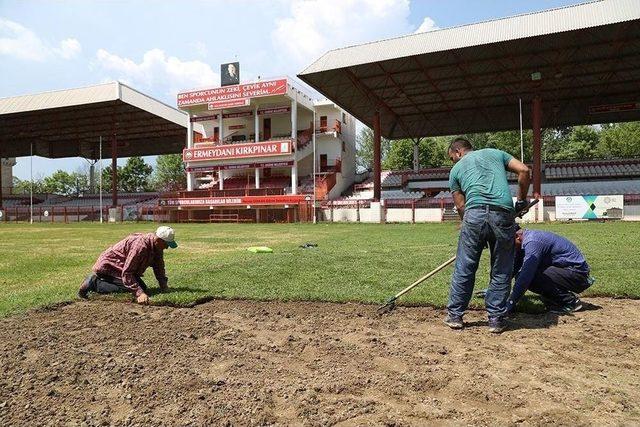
[315, 119, 342, 135]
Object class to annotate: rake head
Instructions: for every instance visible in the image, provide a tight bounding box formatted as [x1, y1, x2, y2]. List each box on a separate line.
[377, 298, 397, 315]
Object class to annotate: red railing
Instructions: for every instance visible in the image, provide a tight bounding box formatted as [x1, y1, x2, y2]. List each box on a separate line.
[315, 119, 342, 134]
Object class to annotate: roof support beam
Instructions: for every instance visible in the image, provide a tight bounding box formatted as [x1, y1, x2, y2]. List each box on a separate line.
[344, 68, 413, 137]
[375, 62, 439, 136]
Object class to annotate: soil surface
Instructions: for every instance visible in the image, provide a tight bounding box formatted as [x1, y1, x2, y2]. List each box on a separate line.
[1, 297, 639, 426]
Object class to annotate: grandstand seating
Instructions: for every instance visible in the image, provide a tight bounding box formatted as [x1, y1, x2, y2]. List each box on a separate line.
[344, 189, 425, 200]
[349, 158, 640, 201]
[545, 159, 640, 180]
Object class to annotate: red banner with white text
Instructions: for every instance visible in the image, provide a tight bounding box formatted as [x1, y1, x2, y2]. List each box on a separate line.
[183, 140, 292, 162]
[178, 78, 288, 107]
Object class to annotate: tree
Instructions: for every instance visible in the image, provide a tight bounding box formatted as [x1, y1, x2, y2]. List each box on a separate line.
[355, 127, 391, 171]
[41, 170, 89, 196]
[12, 176, 46, 195]
[383, 137, 450, 170]
[153, 154, 186, 191]
[597, 122, 640, 159]
[102, 157, 153, 192]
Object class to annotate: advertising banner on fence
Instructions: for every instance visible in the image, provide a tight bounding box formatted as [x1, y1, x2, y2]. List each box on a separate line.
[555, 195, 624, 219]
[158, 194, 309, 208]
[178, 78, 288, 107]
[183, 140, 292, 162]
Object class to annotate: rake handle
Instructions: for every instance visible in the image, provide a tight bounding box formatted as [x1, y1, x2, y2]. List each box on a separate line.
[391, 255, 458, 301]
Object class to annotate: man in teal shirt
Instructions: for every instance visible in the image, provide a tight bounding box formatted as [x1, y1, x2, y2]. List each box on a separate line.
[445, 137, 530, 333]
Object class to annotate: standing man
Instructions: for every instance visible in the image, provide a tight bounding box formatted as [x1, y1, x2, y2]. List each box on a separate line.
[445, 138, 530, 333]
[78, 226, 178, 304]
[507, 227, 594, 314]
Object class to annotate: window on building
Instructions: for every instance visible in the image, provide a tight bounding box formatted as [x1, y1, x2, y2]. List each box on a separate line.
[342, 112, 346, 124]
[320, 115, 327, 130]
[342, 141, 346, 152]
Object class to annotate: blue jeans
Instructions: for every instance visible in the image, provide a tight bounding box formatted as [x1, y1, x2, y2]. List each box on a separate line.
[447, 206, 516, 319]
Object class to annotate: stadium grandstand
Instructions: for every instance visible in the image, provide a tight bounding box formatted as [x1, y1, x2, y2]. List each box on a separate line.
[300, 0, 640, 223]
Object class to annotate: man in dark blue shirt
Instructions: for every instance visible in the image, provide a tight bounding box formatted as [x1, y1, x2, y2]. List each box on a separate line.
[507, 228, 594, 314]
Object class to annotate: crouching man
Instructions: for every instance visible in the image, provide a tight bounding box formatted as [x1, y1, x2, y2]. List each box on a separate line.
[507, 227, 594, 314]
[78, 226, 178, 304]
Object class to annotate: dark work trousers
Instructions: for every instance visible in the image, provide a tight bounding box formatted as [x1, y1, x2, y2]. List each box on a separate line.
[528, 266, 591, 306]
[90, 274, 148, 295]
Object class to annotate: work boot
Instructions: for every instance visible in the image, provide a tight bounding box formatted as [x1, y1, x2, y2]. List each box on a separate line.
[78, 274, 97, 300]
[443, 313, 463, 329]
[488, 317, 507, 334]
[549, 297, 583, 315]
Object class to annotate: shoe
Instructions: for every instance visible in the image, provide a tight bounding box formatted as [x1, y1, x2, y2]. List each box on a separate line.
[549, 298, 583, 314]
[488, 317, 507, 334]
[443, 314, 463, 329]
[78, 274, 96, 300]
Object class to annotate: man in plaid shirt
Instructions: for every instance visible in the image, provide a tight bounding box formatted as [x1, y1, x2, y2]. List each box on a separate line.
[78, 226, 178, 304]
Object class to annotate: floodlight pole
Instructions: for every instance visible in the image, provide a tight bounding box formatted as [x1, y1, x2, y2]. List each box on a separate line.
[532, 96, 542, 198]
[30, 142, 33, 224]
[312, 109, 317, 224]
[99, 136, 103, 223]
[519, 98, 524, 162]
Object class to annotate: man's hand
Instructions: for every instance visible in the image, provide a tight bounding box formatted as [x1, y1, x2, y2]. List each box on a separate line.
[136, 292, 150, 305]
[515, 199, 530, 216]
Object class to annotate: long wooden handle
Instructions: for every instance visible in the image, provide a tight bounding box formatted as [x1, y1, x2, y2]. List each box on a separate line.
[392, 255, 457, 300]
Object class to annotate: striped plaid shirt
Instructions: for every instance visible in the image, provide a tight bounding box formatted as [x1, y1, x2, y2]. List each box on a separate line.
[93, 233, 167, 296]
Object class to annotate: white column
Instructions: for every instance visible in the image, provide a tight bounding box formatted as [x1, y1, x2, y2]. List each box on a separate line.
[290, 94, 298, 195]
[255, 168, 260, 189]
[254, 104, 259, 142]
[291, 163, 297, 195]
[219, 170, 224, 190]
[219, 110, 224, 143]
[186, 118, 195, 191]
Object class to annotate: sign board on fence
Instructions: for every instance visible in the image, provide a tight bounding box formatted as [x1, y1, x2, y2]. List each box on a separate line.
[555, 195, 624, 220]
[43, 210, 49, 217]
[158, 194, 307, 208]
[123, 206, 138, 221]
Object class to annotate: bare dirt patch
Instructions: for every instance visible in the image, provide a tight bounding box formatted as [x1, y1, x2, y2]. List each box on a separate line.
[1, 298, 639, 426]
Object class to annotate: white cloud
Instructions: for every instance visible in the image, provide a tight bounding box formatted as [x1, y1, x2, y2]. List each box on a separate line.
[94, 48, 219, 100]
[273, 0, 414, 69]
[54, 38, 82, 59]
[414, 16, 439, 33]
[0, 18, 81, 61]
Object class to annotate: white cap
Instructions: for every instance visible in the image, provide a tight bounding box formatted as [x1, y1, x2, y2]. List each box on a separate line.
[155, 226, 177, 248]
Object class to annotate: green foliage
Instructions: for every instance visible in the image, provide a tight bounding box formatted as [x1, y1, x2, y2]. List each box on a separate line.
[153, 154, 186, 191]
[0, 222, 638, 317]
[41, 170, 89, 196]
[597, 122, 640, 158]
[356, 122, 640, 167]
[102, 157, 153, 192]
[383, 137, 450, 170]
[355, 127, 391, 171]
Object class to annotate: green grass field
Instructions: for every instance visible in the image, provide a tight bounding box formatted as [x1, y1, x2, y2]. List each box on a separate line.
[0, 221, 638, 317]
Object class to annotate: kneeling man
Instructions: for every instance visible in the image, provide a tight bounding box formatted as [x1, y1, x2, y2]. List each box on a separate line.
[78, 226, 177, 304]
[507, 227, 594, 314]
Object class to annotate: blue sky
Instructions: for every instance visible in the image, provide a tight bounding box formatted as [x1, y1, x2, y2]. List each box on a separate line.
[1, 0, 582, 180]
